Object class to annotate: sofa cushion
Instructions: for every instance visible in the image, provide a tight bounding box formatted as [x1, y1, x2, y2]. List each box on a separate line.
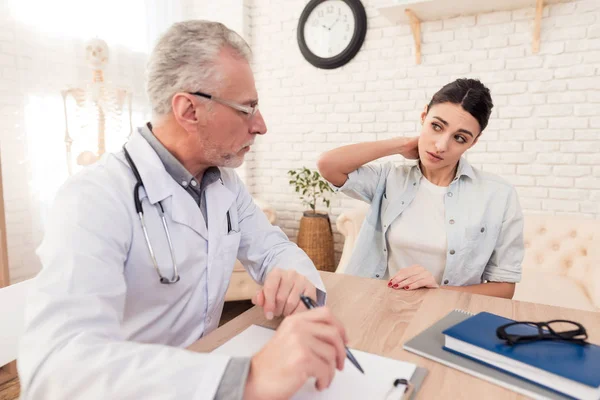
[522, 215, 599, 310]
[523, 215, 596, 276]
[514, 267, 596, 311]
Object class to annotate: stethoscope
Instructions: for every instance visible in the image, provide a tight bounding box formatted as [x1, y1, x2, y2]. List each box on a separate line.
[123, 145, 234, 284]
[123, 146, 180, 284]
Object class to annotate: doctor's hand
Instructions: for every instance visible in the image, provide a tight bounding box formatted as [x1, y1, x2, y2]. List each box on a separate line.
[244, 307, 348, 400]
[252, 268, 317, 320]
[388, 264, 439, 290]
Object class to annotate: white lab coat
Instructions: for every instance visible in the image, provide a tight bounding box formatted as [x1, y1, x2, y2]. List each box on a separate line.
[18, 129, 325, 399]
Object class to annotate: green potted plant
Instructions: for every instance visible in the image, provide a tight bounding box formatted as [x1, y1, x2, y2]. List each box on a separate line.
[288, 167, 336, 272]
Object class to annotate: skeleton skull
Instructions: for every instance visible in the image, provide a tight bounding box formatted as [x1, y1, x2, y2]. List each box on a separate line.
[85, 38, 109, 70]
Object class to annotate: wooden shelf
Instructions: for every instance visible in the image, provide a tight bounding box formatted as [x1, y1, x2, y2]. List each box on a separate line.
[378, 0, 538, 23]
[379, 0, 547, 63]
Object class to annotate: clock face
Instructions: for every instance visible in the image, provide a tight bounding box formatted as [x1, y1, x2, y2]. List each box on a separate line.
[297, 0, 367, 69]
[303, 0, 355, 59]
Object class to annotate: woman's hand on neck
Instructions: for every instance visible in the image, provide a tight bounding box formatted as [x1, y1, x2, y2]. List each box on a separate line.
[419, 161, 458, 187]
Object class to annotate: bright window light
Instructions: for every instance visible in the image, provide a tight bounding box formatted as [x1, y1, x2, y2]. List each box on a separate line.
[8, 0, 149, 52]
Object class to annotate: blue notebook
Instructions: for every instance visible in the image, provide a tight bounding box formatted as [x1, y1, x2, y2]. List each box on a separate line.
[442, 312, 600, 400]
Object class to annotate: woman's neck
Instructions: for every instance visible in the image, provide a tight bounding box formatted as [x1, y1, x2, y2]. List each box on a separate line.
[419, 161, 458, 187]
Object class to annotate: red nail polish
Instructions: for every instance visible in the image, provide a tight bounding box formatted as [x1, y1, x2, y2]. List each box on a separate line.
[393, 284, 399, 288]
[404, 286, 409, 290]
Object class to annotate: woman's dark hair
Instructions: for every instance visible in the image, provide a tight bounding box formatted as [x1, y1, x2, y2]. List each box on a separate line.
[427, 78, 493, 133]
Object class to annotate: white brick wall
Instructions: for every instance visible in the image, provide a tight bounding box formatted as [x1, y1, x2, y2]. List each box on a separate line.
[244, 0, 600, 263]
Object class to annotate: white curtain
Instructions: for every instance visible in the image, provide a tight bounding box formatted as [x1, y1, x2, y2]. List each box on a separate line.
[1, 0, 186, 281]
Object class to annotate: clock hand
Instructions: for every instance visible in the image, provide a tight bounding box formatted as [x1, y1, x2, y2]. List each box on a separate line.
[328, 17, 340, 30]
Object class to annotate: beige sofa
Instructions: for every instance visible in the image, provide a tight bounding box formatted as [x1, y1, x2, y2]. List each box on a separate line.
[224, 199, 276, 302]
[335, 203, 600, 312]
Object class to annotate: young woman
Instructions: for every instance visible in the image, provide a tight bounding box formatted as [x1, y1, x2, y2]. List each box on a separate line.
[318, 79, 523, 299]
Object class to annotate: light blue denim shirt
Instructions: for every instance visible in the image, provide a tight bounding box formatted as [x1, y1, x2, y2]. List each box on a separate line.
[334, 157, 524, 286]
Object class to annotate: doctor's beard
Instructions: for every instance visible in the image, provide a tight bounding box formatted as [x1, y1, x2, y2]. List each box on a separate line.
[215, 140, 254, 168]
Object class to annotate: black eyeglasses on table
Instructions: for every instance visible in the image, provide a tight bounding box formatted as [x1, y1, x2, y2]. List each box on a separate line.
[496, 319, 589, 346]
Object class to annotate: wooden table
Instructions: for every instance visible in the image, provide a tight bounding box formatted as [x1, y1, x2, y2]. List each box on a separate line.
[189, 272, 600, 399]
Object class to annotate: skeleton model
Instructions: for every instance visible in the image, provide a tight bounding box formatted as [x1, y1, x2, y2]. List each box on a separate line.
[61, 38, 133, 175]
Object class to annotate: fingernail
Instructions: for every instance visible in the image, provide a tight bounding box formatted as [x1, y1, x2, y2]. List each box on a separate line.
[393, 284, 399, 288]
[404, 286, 409, 290]
[266, 312, 273, 320]
[387, 282, 392, 287]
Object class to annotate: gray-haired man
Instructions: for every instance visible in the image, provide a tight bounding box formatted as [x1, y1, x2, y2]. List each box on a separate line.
[18, 20, 347, 400]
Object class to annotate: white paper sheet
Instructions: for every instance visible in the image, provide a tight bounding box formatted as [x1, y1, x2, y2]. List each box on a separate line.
[213, 325, 417, 399]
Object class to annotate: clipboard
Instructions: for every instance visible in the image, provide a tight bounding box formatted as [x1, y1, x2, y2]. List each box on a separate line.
[387, 368, 428, 400]
[212, 324, 427, 399]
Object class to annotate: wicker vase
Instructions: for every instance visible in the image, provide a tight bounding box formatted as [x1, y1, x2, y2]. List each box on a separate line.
[297, 211, 336, 272]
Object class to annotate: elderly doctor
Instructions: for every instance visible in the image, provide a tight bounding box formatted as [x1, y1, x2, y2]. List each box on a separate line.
[18, 20, 348, 400]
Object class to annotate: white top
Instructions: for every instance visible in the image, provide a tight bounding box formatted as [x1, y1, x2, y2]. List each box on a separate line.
[385, 176, 448, 284]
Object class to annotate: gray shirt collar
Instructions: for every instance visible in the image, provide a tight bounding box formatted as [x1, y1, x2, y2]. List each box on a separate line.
[139, 122, 221, 193]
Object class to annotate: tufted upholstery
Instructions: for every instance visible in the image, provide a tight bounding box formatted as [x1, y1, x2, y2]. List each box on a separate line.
[335, 204, 600, 312]
[515, 214, 600, 311]
[224, 199, 276, 302]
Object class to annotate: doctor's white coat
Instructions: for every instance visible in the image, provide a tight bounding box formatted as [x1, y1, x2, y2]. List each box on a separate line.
[17, 130, 325, 399]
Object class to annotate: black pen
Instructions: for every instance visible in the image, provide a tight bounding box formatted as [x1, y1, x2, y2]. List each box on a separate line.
[299, 294, 365, 374]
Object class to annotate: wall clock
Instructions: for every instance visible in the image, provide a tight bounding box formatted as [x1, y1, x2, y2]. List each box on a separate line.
[297, 0, 367, 69]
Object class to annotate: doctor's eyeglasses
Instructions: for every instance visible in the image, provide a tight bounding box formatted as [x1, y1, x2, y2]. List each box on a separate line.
[190, 91, 259, 119]
[496, 320, 589, 346]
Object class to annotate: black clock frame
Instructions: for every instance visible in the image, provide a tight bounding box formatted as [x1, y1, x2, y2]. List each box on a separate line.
[297, 0, 367, 70]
